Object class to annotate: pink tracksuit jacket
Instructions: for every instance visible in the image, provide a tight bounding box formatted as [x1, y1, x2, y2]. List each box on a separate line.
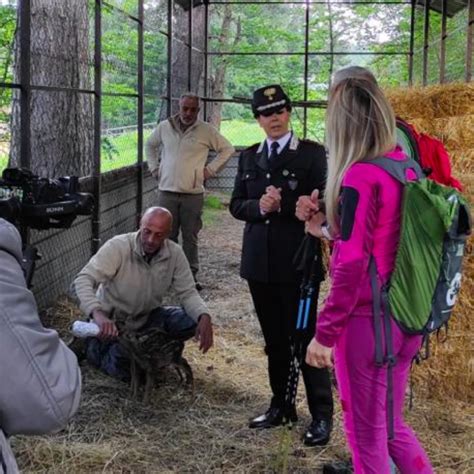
[316, 148, 433, 474]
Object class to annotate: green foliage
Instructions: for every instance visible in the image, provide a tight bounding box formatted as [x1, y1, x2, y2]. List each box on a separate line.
[204, 194, 224, 210]
[101, 136, 120, 161]
[0, 152, 7, 173]
[0, 2, 16, 117]
[0, 0, 470, 181]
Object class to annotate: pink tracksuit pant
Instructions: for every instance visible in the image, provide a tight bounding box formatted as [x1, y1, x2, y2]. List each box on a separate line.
[334, 316, 433, 474]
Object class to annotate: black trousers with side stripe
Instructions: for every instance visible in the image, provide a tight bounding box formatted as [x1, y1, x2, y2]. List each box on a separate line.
[247, 279, 334, 420]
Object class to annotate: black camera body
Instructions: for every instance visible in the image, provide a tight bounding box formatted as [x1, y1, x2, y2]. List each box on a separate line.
[0, 168, 94, 229]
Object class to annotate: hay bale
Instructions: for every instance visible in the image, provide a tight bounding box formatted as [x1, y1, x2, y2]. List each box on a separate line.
[408, 116, 474, 153]
[409, 118, 435, 135]
[386, 83, 474, 120]
[386, 81, 474, 404]
[450, 150, 474, 179]
[411, 261, 474, 403]
[427, 83, 474, 118]
[386, 86, 432, 120]
[416, 116, 474, 153]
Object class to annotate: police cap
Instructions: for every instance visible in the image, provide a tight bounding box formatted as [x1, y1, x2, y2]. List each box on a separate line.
[251, 84, 292, 118]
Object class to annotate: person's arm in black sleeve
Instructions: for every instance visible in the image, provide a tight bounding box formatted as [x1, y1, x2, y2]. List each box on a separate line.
[310, 145, 328, 198]
[229, 151, 266, 223]
[280, 144, 328, 219]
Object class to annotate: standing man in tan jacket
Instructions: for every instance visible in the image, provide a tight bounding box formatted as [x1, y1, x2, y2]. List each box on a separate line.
[145, 93, 235, 289]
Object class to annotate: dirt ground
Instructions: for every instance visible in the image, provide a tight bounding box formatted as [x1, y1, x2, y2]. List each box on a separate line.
[14, 206, 474, 473]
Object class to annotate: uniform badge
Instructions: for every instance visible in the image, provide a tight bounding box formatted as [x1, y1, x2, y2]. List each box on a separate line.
[264, 87, 276, 101]
[288, 178, 298, 191]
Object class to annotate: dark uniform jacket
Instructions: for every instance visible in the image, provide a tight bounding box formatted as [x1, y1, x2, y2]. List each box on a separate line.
[230, 134, 327, 283]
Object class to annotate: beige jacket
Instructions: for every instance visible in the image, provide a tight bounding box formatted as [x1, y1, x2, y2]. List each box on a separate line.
[73, 232, 209, 330]
[145, 116, 235, 194]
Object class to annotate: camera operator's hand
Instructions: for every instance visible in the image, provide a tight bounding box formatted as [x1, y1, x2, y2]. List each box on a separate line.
[92, 309, 118, 340]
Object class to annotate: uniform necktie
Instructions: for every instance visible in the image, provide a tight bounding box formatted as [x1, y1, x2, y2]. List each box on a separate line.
[269, 141, 280, 161]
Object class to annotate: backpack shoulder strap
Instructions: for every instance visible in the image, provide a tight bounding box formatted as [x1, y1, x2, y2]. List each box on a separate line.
[363, 157, 424, 184]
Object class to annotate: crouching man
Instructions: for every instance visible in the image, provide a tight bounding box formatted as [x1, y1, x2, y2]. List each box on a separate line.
[73, 206, 213, 380]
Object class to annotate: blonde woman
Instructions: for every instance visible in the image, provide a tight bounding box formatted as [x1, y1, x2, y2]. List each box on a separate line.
[304, 69, 433, 473]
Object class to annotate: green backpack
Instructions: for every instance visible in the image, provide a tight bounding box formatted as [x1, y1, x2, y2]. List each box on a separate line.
[366, 157, 471, 438]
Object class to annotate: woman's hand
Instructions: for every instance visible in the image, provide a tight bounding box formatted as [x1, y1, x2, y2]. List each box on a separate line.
[296, 188, 320, 221]
[306, 337, 333, 369]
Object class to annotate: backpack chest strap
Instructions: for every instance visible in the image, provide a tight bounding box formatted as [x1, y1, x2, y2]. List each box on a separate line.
[363, 156, 424, 184]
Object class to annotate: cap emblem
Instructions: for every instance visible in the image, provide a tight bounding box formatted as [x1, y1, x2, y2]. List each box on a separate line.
[264, 87, 276, 101]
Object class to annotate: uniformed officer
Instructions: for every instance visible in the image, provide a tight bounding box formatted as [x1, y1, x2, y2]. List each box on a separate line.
[230, 85, 333, 446]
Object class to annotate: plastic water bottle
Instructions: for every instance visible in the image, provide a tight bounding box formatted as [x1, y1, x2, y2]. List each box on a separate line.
[71, 321, 100, 338]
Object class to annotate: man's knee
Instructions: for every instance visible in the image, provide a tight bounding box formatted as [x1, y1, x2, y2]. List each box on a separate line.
[86, 338, 131, 381]
[147, 306, 197, 340]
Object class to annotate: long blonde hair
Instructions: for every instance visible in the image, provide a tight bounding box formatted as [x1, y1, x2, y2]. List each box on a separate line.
[325, 69, 396, 233]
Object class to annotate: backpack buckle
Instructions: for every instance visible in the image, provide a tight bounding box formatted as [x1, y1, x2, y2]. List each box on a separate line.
[385, 355, 397, 367]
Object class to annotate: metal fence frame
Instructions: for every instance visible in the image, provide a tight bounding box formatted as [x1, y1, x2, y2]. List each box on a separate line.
[0, 0, 472, 307]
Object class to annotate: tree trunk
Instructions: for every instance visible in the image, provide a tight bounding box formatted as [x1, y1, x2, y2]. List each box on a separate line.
[327, 0, 334, 86]
[208, 4, 240, 129]
[160, 2, 205, 120]
[10, 0, 93, 178]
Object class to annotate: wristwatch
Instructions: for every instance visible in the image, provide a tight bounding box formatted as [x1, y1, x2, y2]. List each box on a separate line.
[321, 223, 333, 241]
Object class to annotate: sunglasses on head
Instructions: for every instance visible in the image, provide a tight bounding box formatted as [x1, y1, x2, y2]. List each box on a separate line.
[259, 108, 287, 118]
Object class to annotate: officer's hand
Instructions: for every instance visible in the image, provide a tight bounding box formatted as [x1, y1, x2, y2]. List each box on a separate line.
[305, 211, 326, 238]
[266, 185, 281, 200]
[92, 309, 119, 340]
[306, 337, 333, 369]
[194, 314, 213, 353]
[296, 188, 320, 221]
[203, 168, 212, 181]
[151, 168, 160, 180]
[260, 186, 282, 213]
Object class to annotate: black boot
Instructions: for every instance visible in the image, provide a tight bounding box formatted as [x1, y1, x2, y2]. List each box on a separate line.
[249, 406, 297, 429]
[304, 418, 332, 446]
[322, 460, 353, 473]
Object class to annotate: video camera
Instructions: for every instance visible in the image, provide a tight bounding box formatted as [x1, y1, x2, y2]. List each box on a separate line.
[0, 167, 94, 229]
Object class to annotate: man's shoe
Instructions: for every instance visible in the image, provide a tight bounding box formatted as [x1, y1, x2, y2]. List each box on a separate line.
[304, 418, 332, 446]
[248, 407, 297, 429]
[322, 461, 353, 473]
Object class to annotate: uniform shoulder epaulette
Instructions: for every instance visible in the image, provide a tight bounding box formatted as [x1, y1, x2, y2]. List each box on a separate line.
[300, 137, 322, 146]
[244, 142, 261, 152]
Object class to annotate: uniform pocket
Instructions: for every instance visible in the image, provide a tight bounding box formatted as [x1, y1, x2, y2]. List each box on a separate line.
[241, 170, 257, 181]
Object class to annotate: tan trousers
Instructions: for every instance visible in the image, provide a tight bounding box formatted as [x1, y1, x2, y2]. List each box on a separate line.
[156, 191, 204, 277]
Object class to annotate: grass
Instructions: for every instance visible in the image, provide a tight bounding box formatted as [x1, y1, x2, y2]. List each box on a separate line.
[220, 119, 264, 146]
[0, 117, 315, 176]
[0, 121, 256, 176]
[202, 193, 228, 226]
